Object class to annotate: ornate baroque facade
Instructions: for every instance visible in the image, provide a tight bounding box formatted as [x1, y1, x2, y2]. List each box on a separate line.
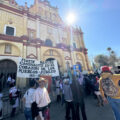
[0, 0, 91, 87]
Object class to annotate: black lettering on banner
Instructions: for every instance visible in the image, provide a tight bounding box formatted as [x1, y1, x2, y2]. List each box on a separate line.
[20, 58, 25, 64]
[51, 61, 54, 66]
[18, 59, 58, 77]
[19, 68, 23, 73]
[41, 67, 45, 71]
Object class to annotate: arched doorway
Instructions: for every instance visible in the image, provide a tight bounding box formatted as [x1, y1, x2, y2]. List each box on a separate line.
[43, 49, 63, 75]
[0, 59, 17, 89]
[46, 58, 55, 61]
[46, 58, 60, 69]
[46, 58, 61, 75]
[45, 39, 53, 47]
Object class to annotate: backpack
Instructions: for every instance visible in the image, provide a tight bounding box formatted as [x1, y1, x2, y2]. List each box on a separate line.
[101, 77, 119, 97]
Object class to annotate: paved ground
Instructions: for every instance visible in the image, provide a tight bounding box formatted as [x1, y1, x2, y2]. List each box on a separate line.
[5, 96, 115, 120]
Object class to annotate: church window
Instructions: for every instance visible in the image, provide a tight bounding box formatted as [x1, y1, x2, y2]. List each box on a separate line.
[5, 26, 15, 36]
[62, 38, 67, 44]
[5, 44, 11, 54]
[73, 43, 76, 48]
[28, 29, 36, 39]
[45, 39, 53, 47]
[47, 27, 52, 34]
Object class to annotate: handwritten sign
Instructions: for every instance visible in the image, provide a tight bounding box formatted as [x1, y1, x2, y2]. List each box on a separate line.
[17, 57, 59, 78]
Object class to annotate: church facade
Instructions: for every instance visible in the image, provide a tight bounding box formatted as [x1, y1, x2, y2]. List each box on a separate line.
[0, 0, 91, 88]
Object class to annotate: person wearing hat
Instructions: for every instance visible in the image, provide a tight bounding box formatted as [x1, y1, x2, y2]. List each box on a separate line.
[34, 77, 51, 120]
[99, 66, 120, 120]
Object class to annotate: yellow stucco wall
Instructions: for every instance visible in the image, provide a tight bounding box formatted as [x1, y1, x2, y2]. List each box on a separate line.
[0, 9, 27, 36]
[0, 1, 91, 88]
[0, 41, 23, 56]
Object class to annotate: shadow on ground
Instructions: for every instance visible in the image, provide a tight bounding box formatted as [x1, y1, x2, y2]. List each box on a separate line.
[5, 96, 114, 120]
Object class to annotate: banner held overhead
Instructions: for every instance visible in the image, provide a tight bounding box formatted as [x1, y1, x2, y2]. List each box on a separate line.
[17, 57, 59, 78]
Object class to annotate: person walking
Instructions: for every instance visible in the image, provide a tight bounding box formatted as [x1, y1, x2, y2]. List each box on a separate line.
[63, 77, 76, 120]
[34, 77, 51, 120]
[55, 78, 61, 103]
[99, 66, 120, 120]
[9, 83, 20, 117]
[23, 80, 36, 120]
[94, 76, 103, 107]
[71, 73, 87, 120]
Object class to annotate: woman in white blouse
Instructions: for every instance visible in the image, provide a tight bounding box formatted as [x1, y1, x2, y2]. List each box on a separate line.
[34, 77, 51, 120]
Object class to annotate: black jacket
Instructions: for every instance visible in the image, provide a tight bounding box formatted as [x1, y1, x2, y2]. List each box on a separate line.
[70, 75, 84, 104]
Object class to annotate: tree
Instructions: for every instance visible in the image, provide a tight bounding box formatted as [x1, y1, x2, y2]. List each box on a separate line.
[107, 47, 118, 69]
[107, 47, 112, 52]
[94, 48, 119, 70]
[94, 54, 109, 67]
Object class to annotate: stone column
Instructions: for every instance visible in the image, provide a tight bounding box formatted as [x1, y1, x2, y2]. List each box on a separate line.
[22, 42, 27, 58]
[23, 13, 28, 35]
[37, 44, 40, 60]
[36, 18, 40, 38]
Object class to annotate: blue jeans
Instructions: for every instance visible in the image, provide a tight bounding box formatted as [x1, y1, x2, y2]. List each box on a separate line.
[24, 107, 33, 120]
[107, 96, 120, 120]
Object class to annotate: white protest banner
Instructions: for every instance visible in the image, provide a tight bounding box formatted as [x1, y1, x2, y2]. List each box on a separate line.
[17, 57, 59, 78]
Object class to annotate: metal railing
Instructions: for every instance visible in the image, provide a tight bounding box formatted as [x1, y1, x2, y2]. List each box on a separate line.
[2, 96, 23, 119]
[1, 89, 26, 119]
[1, 88, 55, 119]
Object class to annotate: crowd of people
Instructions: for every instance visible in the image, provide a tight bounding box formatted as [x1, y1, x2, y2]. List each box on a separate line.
[0, 66, 120, 120]
[0, 74, 18, 120]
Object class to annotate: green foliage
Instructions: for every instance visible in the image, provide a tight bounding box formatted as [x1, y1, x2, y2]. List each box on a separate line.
[94, 55, 109, 67]
[94, 48, 118, 69]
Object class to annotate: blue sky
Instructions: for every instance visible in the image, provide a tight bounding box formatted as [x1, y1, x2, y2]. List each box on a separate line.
[16, 0, 120, 58]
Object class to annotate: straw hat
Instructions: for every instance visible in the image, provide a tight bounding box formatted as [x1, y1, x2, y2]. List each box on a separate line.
[38, 77, 47, 83]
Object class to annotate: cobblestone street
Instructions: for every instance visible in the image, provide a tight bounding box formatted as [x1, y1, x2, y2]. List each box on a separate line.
[5, 96, 114, 120]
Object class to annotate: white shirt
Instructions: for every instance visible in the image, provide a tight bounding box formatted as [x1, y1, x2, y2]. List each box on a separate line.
[9, 87, 19, 108]
[9, 86, 18, 97]
[24, 88, 35, 108]
[7, 76, 12, 82]
[56, 80, 60, 87]
[34, 87, 51, 108]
